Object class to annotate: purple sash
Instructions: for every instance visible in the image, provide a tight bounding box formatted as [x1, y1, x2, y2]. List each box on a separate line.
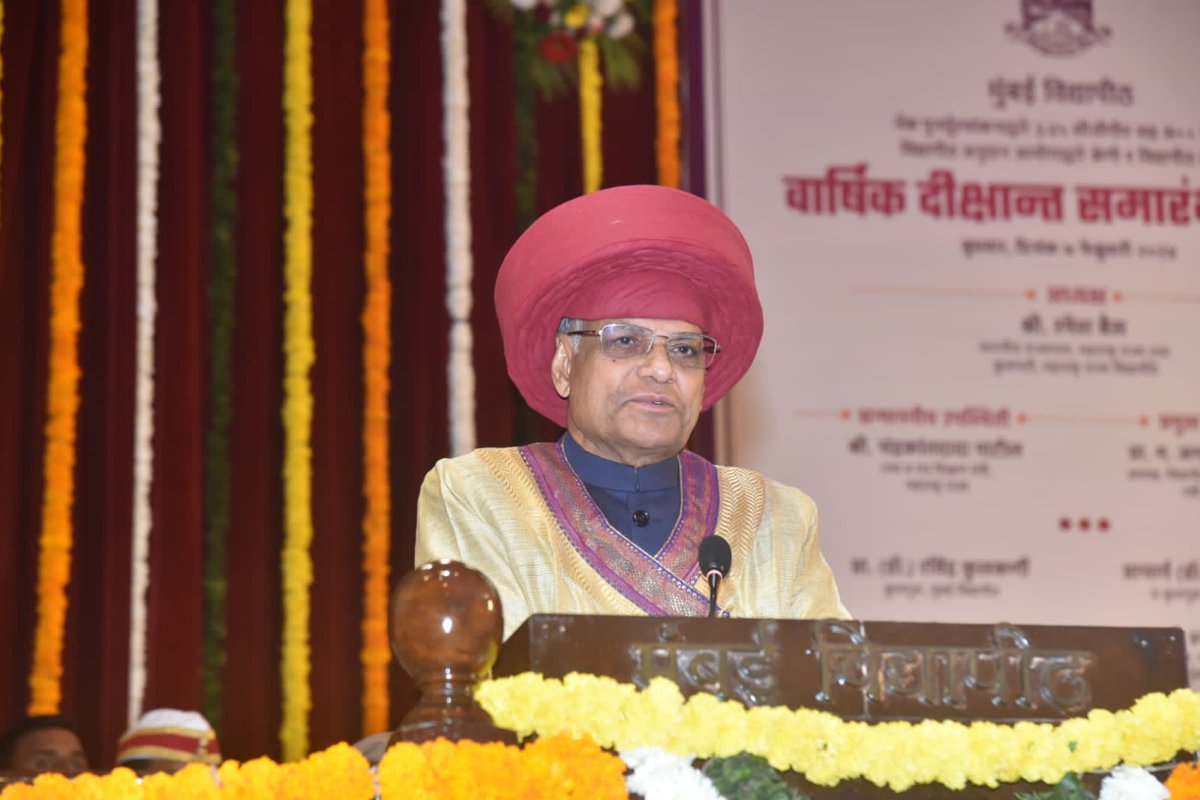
[519, 441, 721, 617]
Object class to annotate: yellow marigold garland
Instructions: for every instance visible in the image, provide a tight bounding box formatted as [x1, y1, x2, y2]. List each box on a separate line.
[578, 37, 602, 194]
[377, 734, 627, 800]
[281, 0, 315, 762]
[360, 0, 392, 737]
[28, 0, 88, 716]
[653, 0, 680, 188]
[477, 673, 1200, 792]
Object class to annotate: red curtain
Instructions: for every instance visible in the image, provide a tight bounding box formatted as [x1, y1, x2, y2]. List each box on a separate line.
[0, 0, 665, 767]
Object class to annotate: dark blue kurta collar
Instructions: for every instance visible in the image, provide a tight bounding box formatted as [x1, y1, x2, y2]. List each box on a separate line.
[562, 433, 680, 491]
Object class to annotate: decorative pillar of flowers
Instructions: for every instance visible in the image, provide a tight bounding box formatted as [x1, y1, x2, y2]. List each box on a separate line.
[128, 0, 162, 728]
[29, 0, 89, 717]
[653, 0, 680, 188]
[281, 0, 315, 762]
[361, 0, 393, 736]
[442, 0, 475, 457]
[577, 35, 602, 193]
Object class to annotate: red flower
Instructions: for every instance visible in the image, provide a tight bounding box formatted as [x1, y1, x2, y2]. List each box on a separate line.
[540, 31, 577, 63]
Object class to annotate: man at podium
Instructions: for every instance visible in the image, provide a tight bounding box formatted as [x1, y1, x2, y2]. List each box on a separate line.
[416, 185, 848, 639]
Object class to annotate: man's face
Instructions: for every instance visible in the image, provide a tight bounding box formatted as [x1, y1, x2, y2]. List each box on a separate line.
[8, 728, 87, 778]
[552, 318, 706, 467]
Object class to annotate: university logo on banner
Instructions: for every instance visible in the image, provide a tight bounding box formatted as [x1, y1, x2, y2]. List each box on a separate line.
[1005, 0, 1112, 56]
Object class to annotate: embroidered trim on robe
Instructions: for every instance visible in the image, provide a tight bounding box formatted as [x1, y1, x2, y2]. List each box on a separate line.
[520, 441, 721, 617]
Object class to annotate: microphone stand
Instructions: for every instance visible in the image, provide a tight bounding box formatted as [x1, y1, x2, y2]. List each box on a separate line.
[705, 570, 721, 618]
[698, 535, 731, 619]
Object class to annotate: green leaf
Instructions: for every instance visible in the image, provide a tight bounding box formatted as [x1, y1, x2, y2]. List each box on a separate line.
[483, 0, 513, 23]
[1014, 774, 1096, 800]
[703, 754, 810, 800]
[597, 35, 641, 92]
[530, 57, 571, 100]
[627, 0, 652, 19]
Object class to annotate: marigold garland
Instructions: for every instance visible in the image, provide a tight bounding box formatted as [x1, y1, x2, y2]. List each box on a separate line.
[280, 0, 315, 762]
[578, 36, 603, 193]
[1167, 761, 1200, 799]
[360, 0, 392, 737]
[139, 763, 219, 800]
[28, 0, 88, 717]
[476, 673, 1200, 793]
[284, 742, 375, 798]
[377, 734, 627, 800]
[138, 762, 218, 800]
[0, 738, 625, 800]
[653, 0, 680, 188]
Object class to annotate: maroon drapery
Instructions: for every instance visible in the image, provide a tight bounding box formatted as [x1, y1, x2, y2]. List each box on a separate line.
[221, 0, 285, 762]
[68, 0, 138, 764]
[0, 0, 664, 766]
[0, 0, 60, 751]
[143, 0, 209, 730]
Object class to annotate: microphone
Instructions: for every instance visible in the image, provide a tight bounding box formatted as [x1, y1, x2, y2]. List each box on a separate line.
[697, 535, 732, 618]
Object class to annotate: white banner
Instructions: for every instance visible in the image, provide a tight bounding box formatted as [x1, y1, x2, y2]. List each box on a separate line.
[704, 0, 1199, 689]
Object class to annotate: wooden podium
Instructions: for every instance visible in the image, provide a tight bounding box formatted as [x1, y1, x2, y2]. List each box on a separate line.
[493, 615, 1189, 797]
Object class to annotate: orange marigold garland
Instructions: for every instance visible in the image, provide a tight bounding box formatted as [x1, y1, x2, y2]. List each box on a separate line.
[28, 0, 89, 716]
[1167, 760, 1200, 800]
[653, 0, 680, 188]
[218, 757, 290, 798]
[360, 0, 393, 737]
[140, 763, 220, 800]
[0, 741, 618, 800]
[284, 742, 374, 798]
[376, 734, 627, 800]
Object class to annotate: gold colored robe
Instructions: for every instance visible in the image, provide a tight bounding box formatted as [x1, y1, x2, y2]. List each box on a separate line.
[415, 443, 850, 640]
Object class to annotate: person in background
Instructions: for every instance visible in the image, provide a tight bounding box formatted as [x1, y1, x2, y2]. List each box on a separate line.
[0, 715, 88, 779]
[115, 709, 221, 776]
[416, 185, 849, 639]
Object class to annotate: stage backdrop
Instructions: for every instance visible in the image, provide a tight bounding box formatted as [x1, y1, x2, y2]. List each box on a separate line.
[702, 0, 1199, 689]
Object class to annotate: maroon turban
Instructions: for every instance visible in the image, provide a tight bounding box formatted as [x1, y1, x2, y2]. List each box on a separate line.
[495, 185, 763, 427]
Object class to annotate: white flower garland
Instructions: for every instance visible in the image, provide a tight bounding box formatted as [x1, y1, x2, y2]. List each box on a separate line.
[622, 747, 724, 800]
[1098, 766, 1170, 800]
[620, 749, 1176, 800]
[128, 0, 161, 728]
[441, 0, 474, 455]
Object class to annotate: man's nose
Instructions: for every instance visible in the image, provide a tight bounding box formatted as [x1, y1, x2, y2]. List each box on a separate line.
[637, 337, 676, 376]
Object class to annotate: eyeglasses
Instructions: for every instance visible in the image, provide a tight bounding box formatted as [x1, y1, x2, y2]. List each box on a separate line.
[566, 323, 720, 370]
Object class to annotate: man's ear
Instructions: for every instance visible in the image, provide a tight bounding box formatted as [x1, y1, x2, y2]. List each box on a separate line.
[551, 335, 573, 399]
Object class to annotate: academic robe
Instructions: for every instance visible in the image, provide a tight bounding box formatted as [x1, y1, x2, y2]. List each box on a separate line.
[415, 442, 850, 640]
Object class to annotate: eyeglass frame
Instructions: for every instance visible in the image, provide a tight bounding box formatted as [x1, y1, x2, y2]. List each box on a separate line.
[563, 322, 721, 370]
